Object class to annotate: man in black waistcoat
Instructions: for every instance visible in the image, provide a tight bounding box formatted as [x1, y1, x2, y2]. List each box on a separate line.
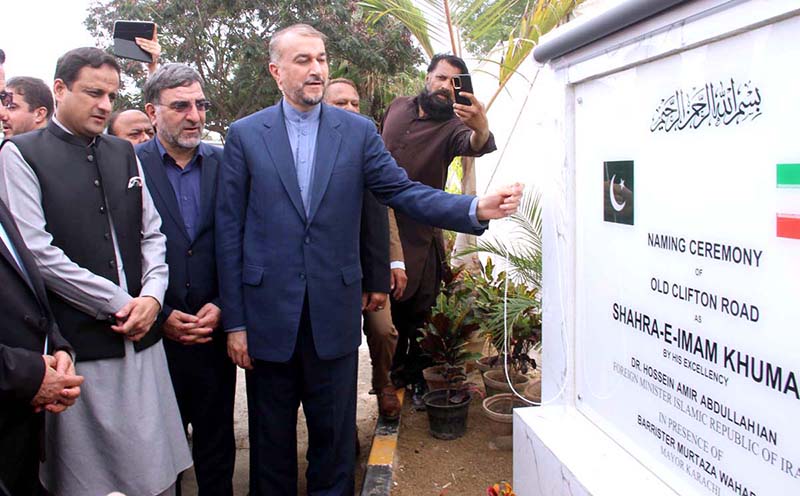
[0, 49, 83, 496]
[137, 63, 235, 495]
[0, 47, 190, 495]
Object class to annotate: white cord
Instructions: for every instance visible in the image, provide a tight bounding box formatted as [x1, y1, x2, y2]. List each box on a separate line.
[479, 61, 570, 406]
[482, 67, 542, 195]
[499, 204, 570, 407]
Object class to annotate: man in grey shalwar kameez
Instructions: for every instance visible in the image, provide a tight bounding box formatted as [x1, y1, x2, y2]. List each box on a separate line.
[0, 47, 191, 495]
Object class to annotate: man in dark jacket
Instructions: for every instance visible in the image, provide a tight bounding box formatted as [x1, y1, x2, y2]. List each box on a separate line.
[0, 47, 190, 496]
[137, 63, 235, 495]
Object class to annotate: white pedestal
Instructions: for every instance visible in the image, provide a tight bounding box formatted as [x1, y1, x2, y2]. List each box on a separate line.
[496, 2, 800, 495]
[513, 406, 677, 496]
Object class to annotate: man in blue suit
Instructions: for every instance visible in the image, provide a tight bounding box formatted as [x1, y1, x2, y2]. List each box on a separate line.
[137, 63, 235, 495]
[216, 24, 522, 495]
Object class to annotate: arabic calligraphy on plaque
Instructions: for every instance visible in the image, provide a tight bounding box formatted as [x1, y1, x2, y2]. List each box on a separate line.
[650, 78, 762, 133]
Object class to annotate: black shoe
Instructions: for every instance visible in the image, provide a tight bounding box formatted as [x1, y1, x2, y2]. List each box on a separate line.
[411, 382, 428, 411]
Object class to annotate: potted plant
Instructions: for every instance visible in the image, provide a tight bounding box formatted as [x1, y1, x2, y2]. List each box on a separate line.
[457, 192, 544, 400]
[461, 258, 514, 374]
[478, 276, 541, 398]
[417, 286, 482, 440]
[418, 266, 476, 391]
[460, 257, 542, 397]
[471, 266, 543, 442]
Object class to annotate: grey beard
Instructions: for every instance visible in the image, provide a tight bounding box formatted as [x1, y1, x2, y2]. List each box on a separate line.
[164, 130, 202, 150]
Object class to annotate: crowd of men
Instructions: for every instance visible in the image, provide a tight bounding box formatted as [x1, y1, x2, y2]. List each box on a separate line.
[0, 22, 520, 496]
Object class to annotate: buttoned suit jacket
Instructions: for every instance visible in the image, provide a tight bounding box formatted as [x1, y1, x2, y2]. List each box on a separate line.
[137, 140, 238, 495]
[216, 102, 485, 362]
[136, 139, 223, 329]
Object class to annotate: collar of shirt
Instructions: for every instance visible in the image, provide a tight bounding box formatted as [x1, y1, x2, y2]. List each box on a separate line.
[281, 99, 321, 214]
[282, 98, 321, 124]
[53, 115, 97, 146]
[154, 136, 206, 171]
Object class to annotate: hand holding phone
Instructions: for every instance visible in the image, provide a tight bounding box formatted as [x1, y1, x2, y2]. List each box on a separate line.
[113, 20, 156, 63]
[452, 74, 473, 106]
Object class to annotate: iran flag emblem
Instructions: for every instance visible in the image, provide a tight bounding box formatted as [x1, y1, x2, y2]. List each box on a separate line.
[777, 163, 800, 239]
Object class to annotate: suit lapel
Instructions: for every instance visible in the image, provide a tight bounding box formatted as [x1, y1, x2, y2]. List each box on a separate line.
[0, 226, 28, 286]
[197, 145, 218, 234]
[140, 140, 192, 242]
[262, 105, 307, 223]
[0, 201, 47, 302]
[307, 105, 342, 225]
[0, 143, 32, 286]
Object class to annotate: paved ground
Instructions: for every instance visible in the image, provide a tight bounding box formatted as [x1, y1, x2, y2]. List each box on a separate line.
[180, 342, 378, 495]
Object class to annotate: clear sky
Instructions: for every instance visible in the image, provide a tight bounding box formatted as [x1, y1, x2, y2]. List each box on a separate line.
[2, 0, 95, 84]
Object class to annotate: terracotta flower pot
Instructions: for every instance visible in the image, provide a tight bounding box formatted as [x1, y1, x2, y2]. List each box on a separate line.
[523, 377, 542, 403]
[465, 331, 488, 355]
[423, 365, 464, 391]
[481, 393, 529, 437]
[474, 355, 504, 374]
[482, 369, 530, 397]
[464, 333, 489, 373]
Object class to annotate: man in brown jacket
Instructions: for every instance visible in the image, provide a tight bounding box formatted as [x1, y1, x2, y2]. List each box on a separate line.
[381, 54, 497, 408]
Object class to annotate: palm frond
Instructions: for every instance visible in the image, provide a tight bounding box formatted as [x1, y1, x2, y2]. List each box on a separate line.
[456, 0, 524, 41]
[457, 190, 543, 288]
[486, 0, 583, 109]
[358, 0, 439, 57]
[498, 0, 579, 82]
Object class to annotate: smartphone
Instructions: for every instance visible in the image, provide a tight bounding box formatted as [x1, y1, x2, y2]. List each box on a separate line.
[452, 74, 473, 106]
[112, 20, 156, 63]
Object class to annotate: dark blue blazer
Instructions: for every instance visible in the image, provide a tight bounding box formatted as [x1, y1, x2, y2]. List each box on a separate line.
[216, 102, 485, 362]
[136, 139, 222, 325]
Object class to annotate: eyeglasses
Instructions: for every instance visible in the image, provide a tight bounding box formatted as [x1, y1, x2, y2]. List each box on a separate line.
[159, 99, 212, 113]
[0, 90, 13, 107]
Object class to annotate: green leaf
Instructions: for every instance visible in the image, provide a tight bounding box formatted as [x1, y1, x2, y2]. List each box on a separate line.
[358, 0, 437, 57]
